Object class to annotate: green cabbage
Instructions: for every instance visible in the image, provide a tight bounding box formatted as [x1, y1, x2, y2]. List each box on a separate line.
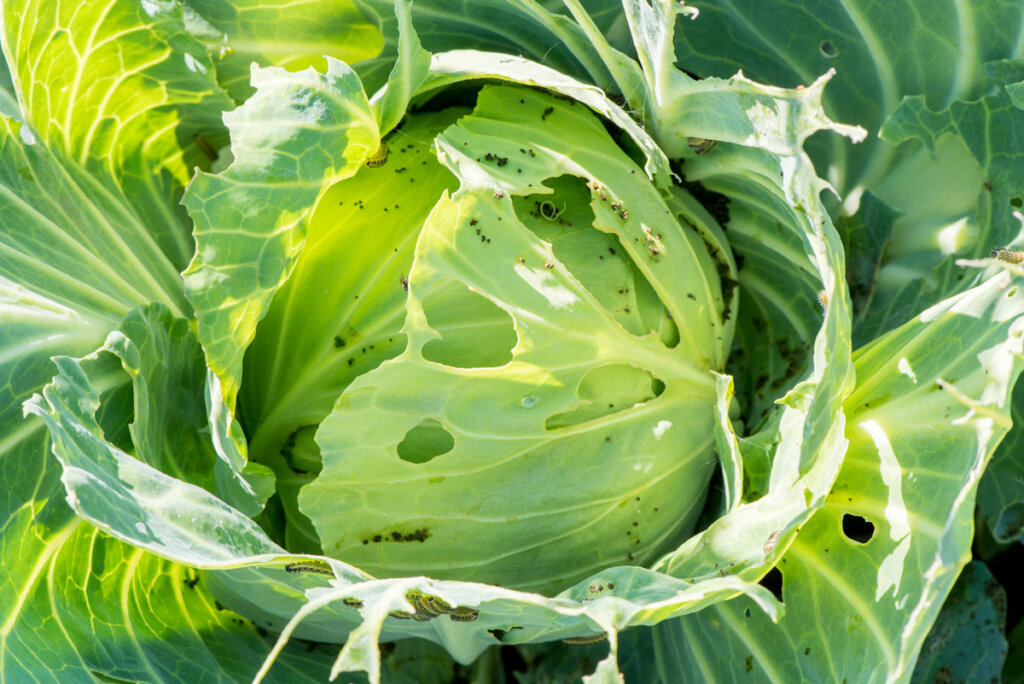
[3, 0, 1024, 682]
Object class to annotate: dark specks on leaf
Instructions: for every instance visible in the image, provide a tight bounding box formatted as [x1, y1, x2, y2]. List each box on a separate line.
[368, 528, 431, 543]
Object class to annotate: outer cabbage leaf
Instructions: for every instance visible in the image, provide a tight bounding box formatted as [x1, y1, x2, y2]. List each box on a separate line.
[668, 0, 1024, 340]
[978, 376, 1024, 542]
[0, 0, 234, 270]
[878, 72, 1024, 547]
[0, 2, 315, 678]
[183, 58, 379, 411]
[0, 115, 188, 323]
[869, 60, 1024, 340]
[910, 561, 1008, 684]
[182, 0, 385, 104]
[351, 0, 636, 95]
[622, 265, 1024, 682]
[0, 144, 323, 684]
[662, 3, 1024, 675]
[6, 305, 369, 684]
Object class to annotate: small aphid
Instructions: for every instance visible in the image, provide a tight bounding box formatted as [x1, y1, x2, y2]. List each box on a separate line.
[991, 248, 1024, 264]
[544, 261, 554, 269]
[763, 530, 780, 555]
[687, 137, 717, 155]
[366, 142, 389, 168]
[400, 274, 409, 292]
[449, 607, 479, 622]
[563, 634, 608, 645]
[284, 560, 335, 577]
[494, 191, 505, 199]
[618, 210, 629, 220]
[817, 290, 828, 308]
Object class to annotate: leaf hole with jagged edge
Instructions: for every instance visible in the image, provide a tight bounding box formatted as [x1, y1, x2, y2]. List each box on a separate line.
[545, 363, 665, 430]
[512, 175, 679, 348]
[759, 567, 783, 602]
[842, 513, 875, 544]
[421, 279, 517, 368]
[397, 419, 454, 463]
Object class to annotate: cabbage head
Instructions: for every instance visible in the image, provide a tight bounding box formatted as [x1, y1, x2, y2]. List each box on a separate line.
[4, 0, 1024, 683]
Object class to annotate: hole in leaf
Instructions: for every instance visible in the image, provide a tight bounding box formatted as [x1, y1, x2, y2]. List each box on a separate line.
[842, 513, 875, 543]
[759, 567, 783, 602]
[819, 40, 839, 58]
[513, 175, 678, 347]
[397, 419, 454, 463]
[421, 280, 516, 368]
[545, 363, 665, 429]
